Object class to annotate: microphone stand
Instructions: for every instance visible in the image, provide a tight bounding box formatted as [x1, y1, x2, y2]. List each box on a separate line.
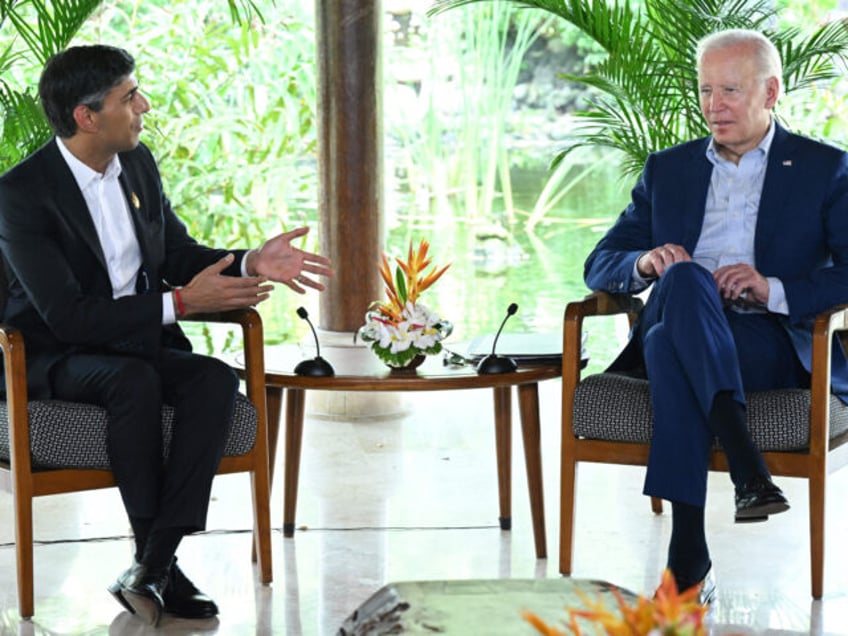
[294, 307, 335, 377]
[476, 303, 518, 375]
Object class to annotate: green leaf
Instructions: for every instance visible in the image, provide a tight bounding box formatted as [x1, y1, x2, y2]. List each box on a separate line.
[395, 266, 408, 305]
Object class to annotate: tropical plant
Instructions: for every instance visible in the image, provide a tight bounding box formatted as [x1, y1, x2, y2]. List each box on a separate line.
[428, 0, 848, 180]
[388, 3, 554, 222]
[0, 0, 263, 173]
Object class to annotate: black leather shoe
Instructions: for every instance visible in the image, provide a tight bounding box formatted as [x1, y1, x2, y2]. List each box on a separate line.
[163, 559, 219, 619]
[108, 561, 169, 626]
[735, 473, 790, 522]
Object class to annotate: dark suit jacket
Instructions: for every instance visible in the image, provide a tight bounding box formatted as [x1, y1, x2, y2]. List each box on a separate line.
[583, 122, 848, 400]
[0, 139, 246, 398]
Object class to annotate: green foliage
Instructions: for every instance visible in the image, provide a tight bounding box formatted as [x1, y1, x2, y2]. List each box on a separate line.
[388, 3, 552, 221]
[77, 0, 318, 249]
[0, 0, 267, 174]
[429, 0, 848, 179]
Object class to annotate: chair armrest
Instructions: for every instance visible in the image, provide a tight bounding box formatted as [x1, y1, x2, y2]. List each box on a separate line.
[562, 292, 642, 385]
[184, 308, 268, 448]
[0, 322, 33, 476]
[809, 304, 848, 455]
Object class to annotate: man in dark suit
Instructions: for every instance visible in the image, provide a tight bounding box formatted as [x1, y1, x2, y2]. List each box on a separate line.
[0, 45, 333, 625]
[584, 29, 848, 600]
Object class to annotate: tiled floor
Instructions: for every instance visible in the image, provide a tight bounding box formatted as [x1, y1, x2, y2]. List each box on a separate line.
[1, 379, 847, 635]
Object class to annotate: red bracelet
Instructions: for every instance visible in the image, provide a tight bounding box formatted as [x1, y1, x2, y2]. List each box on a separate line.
[174, 288, 186, 317]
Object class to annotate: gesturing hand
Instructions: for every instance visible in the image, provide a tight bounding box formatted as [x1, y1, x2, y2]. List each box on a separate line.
[179, 254, 275, 315]
[245, 227, 334, 294]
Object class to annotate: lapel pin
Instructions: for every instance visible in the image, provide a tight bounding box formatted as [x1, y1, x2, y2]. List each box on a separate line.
[782, 160, 792, 167]
[131, 192, 140, 209]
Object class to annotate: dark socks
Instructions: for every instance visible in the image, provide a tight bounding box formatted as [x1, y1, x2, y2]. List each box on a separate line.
[141, 526, 186, 571]
[668, 501, 711, 591]
[129, 517, 153, 563]
[708, 391, 768, 487]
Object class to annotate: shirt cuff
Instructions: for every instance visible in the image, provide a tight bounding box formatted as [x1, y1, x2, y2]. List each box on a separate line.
[240, 249, 254, 277]
[765, 277, 788, 315]
[163, 291, 177, 324]
[630, 254, 653, 292]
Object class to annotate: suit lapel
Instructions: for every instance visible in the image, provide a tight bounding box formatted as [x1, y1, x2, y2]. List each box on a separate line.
[117, 169, 153, 266]
[41, 140, 108, 272]
[682, 140, 714, 253]
[755, 123, 793, 258]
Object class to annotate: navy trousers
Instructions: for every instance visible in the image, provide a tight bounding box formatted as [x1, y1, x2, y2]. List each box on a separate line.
[634, 263, 808, 507]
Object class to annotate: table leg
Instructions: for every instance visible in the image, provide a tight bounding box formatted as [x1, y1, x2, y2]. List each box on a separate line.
[283, 388, 306, 537]
[517, 382, 547, 559]
[265, 385, 284, 489]
[492, 386, 512, 530]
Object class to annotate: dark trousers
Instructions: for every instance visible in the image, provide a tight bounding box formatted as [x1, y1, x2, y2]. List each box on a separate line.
[49, 347, 237, 533]
[636, 263, 808, 507]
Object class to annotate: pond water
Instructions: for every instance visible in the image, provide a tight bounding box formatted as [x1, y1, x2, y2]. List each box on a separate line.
[187, 149, 635, 375]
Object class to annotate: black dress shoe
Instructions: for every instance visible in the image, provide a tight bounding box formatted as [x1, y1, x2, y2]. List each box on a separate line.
[735, 473, 790, 522]
[108, 561, 169, 626]
[163, 559, 219, 619]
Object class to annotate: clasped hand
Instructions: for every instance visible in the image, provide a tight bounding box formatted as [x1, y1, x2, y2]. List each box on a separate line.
[636, 244, 769, 307]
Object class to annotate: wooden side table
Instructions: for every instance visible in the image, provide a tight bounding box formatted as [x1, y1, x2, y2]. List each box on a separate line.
[258, 345, 562, 559]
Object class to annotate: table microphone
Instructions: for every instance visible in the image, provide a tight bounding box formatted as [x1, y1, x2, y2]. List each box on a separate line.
[476, 302, 518, 375]
[294, 307, 335, 376]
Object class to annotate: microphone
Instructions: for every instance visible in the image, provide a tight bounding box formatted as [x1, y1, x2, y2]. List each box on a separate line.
[476, 303, 518, 375]
[294, 307, 335, 377]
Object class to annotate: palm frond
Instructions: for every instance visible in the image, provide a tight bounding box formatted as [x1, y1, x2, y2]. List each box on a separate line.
[0, 80, 51, 167]
[430, 0, 848, 180]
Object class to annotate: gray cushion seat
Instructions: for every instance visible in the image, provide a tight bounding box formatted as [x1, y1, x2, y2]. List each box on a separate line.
[0, 393, 256, 470]
[573, 373, 848, 451]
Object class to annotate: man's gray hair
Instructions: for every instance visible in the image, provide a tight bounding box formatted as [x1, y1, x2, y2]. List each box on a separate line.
[696, 29, 783, 97]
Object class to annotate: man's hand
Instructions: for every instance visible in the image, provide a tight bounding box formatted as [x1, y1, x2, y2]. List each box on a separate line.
[178, 254, 275, 316]
[245, 227, 334, 294]
[714, 263, 769, 307]
[636, 243, 692, 278]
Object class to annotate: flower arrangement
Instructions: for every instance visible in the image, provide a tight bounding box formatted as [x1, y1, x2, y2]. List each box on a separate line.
[357, 239, 452, 368]
[522, 570, 707, 636]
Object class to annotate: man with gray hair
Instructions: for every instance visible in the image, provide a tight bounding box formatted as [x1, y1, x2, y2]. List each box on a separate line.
[584, 28, 848, 600]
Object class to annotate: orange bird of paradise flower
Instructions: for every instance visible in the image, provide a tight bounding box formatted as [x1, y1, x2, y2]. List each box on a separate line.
[373, 239, 451, 325]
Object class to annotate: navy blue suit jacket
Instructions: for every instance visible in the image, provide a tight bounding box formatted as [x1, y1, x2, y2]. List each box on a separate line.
[0, 139, 247, 398]
[584, 122, 848, 400]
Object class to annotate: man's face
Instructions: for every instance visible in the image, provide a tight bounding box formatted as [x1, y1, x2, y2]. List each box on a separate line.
[698, 43, 778, 161]
[89, 76, 150, 153]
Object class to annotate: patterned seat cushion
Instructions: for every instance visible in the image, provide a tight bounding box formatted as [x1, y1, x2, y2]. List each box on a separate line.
[572, 373, 848, 451]
[0, 393, 257, 470]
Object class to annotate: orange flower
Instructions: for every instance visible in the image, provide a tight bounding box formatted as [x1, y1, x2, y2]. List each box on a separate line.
[523, 570, 707, 636]
[373, 239, 451, 325]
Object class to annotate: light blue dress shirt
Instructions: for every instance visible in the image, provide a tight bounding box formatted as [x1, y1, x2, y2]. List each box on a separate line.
[695, 119, 788, 314]
[633, 119, 788, 315]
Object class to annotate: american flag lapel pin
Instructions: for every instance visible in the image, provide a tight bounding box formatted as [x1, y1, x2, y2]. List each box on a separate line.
[131, 192, 141, 209]
[782, 160, 792, 167]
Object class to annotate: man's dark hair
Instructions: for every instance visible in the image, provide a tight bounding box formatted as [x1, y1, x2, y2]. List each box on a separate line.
[38, 45, 135, 138]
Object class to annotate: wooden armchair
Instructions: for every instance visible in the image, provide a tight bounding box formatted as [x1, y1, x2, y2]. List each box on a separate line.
[0, 308, 272, 618]
[559, 291, 848, 599]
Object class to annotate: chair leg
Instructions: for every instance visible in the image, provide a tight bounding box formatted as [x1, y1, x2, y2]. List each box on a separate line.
[809, 467, 825, 599]
[13, 487, 35, 618]
[251, 464, 273, 584]
[559, 456, 577, 575]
